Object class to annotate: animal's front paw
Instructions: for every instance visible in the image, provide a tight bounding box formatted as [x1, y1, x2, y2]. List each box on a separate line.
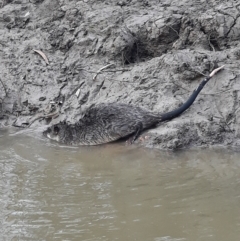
[126, 137, 134, 145]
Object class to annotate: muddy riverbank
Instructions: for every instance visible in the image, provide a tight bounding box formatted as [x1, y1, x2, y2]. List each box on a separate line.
[0, 0, 240, 149]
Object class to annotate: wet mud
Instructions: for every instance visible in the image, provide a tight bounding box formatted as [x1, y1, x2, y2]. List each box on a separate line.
[0, 0, 240, 149]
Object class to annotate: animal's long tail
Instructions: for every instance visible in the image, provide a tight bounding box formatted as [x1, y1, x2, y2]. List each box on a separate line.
[160, 65, 225, 122]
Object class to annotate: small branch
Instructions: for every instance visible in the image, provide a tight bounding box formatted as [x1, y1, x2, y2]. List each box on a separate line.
[21, 81, 44, 87]
[101, 68, 130, 73]
[33, 49, 49, 65]
[93, 64, 115, 81]
[80, 68, 130, 74]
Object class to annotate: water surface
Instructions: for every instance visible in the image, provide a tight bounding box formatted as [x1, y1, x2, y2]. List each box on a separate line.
[1, 129, 240, 241]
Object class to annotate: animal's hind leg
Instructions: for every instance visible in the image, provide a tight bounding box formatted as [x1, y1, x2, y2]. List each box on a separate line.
[129, 122, 143, 144]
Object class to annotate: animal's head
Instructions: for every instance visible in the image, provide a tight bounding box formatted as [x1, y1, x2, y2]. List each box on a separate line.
[43, 122, 72, 144]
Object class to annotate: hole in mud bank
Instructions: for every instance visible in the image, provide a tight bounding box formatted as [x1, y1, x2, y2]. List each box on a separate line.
[121, 25, 179, 64]
[122, 41, 154, 65]
[209, 38, 221, 51]
[31, 0, 44, 4]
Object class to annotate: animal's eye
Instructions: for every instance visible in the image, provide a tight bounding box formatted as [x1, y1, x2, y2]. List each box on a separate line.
[53, 126, 60, 135]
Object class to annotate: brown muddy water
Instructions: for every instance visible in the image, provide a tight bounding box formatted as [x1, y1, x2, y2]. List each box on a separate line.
[1, 128, 240, 241]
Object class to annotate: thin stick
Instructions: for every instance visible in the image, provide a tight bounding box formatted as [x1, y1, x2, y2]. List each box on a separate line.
[93, 64, 115, 81]
[33, 49, 49, 65]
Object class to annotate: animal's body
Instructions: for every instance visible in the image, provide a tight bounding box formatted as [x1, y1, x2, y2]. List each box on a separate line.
[44, 103, 161, 145]
[43, 66, 224, 145]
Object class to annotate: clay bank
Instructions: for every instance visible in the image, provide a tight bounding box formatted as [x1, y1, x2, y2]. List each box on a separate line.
[0, 0, 240, 150]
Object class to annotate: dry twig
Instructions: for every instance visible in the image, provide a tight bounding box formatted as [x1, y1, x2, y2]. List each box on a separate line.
[33, 49, 49, 65]
[93, 63, 115, 81]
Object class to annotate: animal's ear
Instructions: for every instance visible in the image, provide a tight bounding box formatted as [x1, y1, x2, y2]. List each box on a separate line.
[53, 126, 60, 135]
